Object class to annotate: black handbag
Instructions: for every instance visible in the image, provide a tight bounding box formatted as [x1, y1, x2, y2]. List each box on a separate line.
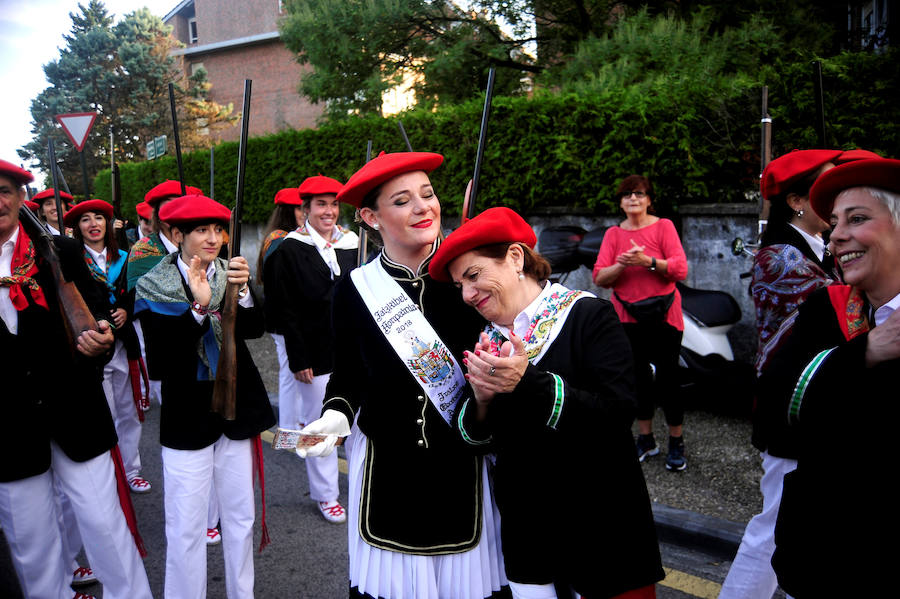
[614, 291, 675, 323]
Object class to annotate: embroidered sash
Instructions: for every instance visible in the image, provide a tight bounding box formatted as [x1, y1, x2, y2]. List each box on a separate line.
[485, 283, 593, 365]
[350, 256, 465, 426]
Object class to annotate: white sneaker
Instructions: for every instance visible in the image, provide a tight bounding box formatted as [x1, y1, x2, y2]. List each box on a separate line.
[71, 565, 97, 587]
[206, 527, 222, 545]
[318, 500, 347, 524]
[128, 476, 152, 493]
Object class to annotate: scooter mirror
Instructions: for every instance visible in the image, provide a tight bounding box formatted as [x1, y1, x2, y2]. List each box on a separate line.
[731, 237, 745, 257]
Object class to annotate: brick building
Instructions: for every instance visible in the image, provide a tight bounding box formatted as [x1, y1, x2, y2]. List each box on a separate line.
[163, 0, 323, 143]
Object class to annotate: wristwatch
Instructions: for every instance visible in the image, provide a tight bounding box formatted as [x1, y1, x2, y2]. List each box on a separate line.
[648, 257, 657, 271]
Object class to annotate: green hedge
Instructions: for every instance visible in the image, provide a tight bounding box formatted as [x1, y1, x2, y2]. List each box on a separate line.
[94, 54, 899, 224]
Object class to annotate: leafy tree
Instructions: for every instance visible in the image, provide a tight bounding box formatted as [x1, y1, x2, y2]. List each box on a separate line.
[19, 0, 236, 196]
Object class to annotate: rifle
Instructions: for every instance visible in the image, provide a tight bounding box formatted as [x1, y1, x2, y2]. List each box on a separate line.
[18, 200, 98, 354]
[211, 79, 252, 420]
[209, 146, 215, 200]
[812, 61, 826, 147]
[462, 67, 496, 224]
[48, 140, 68, 236]
[356, 140, 373, 267]
[758, 85, 772, 241]
[397, 120, 414, 152]
[110, 127, 130, 249]
[168, 82, 187, 196]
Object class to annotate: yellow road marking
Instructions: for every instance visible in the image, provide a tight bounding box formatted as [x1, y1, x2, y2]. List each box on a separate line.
[661, 567, 722, 598]
[262, 428, 348, 474]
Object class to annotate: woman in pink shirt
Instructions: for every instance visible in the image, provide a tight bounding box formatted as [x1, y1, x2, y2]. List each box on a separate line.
[593, 175, 689, 471]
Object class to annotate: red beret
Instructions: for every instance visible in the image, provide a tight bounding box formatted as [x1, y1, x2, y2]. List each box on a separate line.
[63, 199, 114, 227]
[298, 175, 343, 200]
[760, 149, 843, 201]
[144, 180, 203, 206]
[0, 160, 34, 186]
[33, 189, 75, 204]
[429, 207, 537, 283]
[835, 148, 881, 164]
[24, 200, 39, 212]
[274, 188, 303, 206]
[336, 152, 443, 208]
[810, 158, 900, 221]
[158, 194, 231, 226]
[135, 201, 153, 220]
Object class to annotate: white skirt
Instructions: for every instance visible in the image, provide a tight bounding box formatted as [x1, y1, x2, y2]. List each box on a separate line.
[347, 427, 507, 599]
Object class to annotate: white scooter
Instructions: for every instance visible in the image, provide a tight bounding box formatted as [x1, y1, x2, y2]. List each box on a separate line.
[539, 225, 755, 416]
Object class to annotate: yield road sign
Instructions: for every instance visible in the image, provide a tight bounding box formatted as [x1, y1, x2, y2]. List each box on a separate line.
[55, 112, 98, 152]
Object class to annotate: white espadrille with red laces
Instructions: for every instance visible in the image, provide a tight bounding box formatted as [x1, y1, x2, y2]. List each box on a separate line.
[318, 500, 347, 524]
[128, 476, 152, 493]
[71, 565, 97, 587]
[206, 527, 222, 545]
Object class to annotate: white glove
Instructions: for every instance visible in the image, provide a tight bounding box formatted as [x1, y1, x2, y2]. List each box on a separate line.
[296, 409, 351, 458]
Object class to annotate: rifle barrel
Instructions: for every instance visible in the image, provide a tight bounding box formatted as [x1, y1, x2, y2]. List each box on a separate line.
[357, 140, 373, 267]
[467, 67, 496, 222]
[168, 82, 187, 195]
[48, 140, 66, 235]
[231, 80, 252, 257]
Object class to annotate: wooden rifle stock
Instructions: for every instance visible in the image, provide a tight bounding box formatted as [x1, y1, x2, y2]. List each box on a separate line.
[212, 79, 252, 420]
[18, 205, 98, 353]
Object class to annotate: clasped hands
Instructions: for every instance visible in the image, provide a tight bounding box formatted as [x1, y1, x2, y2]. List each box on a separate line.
[463, 331, 528, 405]
[616, 239, 651, 268]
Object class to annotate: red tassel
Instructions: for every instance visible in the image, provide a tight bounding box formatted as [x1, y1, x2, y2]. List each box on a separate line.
[110, 446, 147, 557]
[127, 359, 145, 423]
[253, 435, 270, 552]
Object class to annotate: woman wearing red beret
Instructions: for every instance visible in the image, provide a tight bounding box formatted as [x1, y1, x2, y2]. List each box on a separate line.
[66, 200, 151, 494]
[756, 157, 900, 596]
[721, 149, 843, 599]
[135, 195, 275, 599]
[32, 188, 73, 235]
[430, 207, 663, 599]
[299, 153, 507, 598]
[262, 176, 357, 523]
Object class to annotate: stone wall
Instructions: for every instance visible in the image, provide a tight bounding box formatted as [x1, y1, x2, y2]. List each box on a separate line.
[243, 202, 762, 362]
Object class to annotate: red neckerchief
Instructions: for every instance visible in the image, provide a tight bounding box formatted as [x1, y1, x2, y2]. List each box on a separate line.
[827, 284, 870, 341]
[0, 224, 48, 310]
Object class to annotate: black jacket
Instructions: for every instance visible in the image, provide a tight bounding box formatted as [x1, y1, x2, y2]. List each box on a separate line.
[1, 233, 118, 482]
[262, 237, 356, 374]
[322, 252, 487, 554]
[758, 287, 895, 597]
[140, 259, 275, 450]
[457, 297, 664, 597]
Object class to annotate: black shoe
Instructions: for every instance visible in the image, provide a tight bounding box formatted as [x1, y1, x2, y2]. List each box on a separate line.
[636, 434, 659, 462]
[665, 436, 687, 471]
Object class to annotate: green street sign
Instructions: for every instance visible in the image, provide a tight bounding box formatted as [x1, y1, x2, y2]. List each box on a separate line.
[155, 135, 167, 157]
[147, 140, 156, 160]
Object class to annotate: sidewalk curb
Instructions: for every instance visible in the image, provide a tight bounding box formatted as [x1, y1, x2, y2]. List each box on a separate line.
[652, 503, 744, 558]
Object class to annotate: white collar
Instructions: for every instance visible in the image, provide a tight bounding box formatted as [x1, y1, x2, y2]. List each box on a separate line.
[47, 223, 60, 236]
[305, 220, 338, 250]
[85, 244, 107, 268]
[160, 232, 178, 254]
[1, 226, 18, 253]
[874, 291, 900, 327]
[788, 223, 825, 262]
[176, 254, 216, 283]
[494, 280, 551, 342]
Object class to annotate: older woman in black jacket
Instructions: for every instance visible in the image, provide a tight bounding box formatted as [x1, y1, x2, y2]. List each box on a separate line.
[430, 207, 663, 599]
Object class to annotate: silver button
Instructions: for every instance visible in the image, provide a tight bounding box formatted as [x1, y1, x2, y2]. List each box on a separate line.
[416, 418, 423, 425]
[417, 440, 424, 446]
[412, 281, 419, 287]
[417, 395, 425, 401]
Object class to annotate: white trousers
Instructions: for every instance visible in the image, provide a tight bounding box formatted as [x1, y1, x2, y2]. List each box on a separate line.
[0, 445, 152, 599]
[509, 581, 557, 599]
[102, 339, 143, 479]
[719, 451, 796, 599]
[273, 333, 339, 502]
[162, 436, 255, 599]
